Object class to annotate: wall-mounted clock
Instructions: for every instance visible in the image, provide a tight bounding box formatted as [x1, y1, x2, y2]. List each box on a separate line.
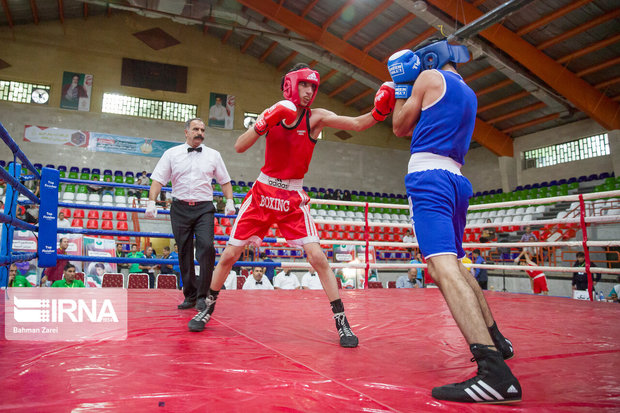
[31, 88, 49, 104]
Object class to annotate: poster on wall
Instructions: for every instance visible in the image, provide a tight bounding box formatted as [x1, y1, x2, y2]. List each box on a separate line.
[62, 233, 84, 273]
[23, 125, 89, 147]
[83, 237, 117, 288]
[60, 72, 93, 111]
[208, 92, 235, 129]
[88, 133, 180, 158]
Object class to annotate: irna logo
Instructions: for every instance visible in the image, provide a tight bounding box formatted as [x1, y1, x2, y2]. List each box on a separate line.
[13, 295, 119, 323]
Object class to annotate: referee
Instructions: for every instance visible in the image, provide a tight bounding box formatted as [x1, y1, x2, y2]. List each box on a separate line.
[146, 118, 235, 311]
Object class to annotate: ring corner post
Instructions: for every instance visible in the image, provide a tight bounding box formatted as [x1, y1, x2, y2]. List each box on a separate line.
[37, 167, 60, 268]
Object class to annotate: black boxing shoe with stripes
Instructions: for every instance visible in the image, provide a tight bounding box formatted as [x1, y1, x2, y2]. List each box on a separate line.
[188, 295, 216, 332]
[334, 312, 358, 348]
[431, 344, 522, 404]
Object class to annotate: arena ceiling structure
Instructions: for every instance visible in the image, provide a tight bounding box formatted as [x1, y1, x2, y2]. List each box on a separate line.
[1, 0, 619, 157]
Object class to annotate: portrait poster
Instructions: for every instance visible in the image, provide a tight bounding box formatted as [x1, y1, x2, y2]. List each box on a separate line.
[83, 237, 117, 288]
[208, 92, 235, 129]
[60, 72, 93, 111]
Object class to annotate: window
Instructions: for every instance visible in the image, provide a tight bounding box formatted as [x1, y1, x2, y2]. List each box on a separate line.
[102, 93, 196, 122]
[0, 80, 51, 104]
[523, 133, 609, 169]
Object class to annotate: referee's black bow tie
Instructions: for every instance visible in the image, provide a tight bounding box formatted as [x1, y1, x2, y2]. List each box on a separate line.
[188, 147, 202, 152]
[255, 281, 262, 285]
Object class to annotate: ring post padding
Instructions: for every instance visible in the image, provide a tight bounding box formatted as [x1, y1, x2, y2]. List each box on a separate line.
[0, 162, 21, 287]
[38, 167, 59, 268]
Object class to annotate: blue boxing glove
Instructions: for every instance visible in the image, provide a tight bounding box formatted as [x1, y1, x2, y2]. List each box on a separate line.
[388, 50, 421, 99]
[388, 49, 422, 84]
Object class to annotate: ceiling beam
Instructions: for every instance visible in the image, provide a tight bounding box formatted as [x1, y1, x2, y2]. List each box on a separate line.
[476, 79, 513, 98]
[463, 66, 495, 83]
[478, 91, 530, 113]
[595, 76, 620, 90]
[259, 41, 278, 62]
[301, 0, 320, 18]
[345, 88, 373, 106]
[57, 0, 64, 24]
[221, 29, 234, 44]
[516, 0, 593, 36]
[308, 60, 318, 68]
[342, 0, 393, 41]
[277, 51, 299, 71]
[328, 78, 356, 98]
[321, 0, 355, 30]
[239, 0, 513, 156]
[1, 0, 13, 28]
[29, 0, 39, 25]
[83, 2, 88, 19]
[557, 33, 620, 64]
[362, 14, 416, 53]
[536, 9, 620, 50]
[240, 34, 256, 53]
[501, 113, 559, 134]
[576, 56, 620, 77]
[321, 69, 338, 83]
[486, 102, 546, 124]
[428, 0, 620, 130]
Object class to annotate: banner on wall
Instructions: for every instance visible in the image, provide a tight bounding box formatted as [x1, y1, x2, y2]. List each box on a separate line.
[208, 92, 235, 129]
[60, 72, 93, 111]
[88, 133, 180, 158]
[23, 125, 90, 147]
[62, 234, 84, 274]
[83, 237, 117, 288]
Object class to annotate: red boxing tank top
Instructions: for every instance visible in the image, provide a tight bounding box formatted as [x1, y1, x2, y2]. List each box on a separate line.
[261, 108, 317, 179]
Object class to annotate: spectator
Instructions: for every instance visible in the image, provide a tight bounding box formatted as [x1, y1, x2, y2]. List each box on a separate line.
[223, 270, 238, 290]
[139, 246, 156, 288]
[242, 267, 273, 290]
[214, 196, 226, 213]
[127, 244, 144, 274]
[514, 226, 537, 262]
[301, 267, 322, 290]
[273, 270, 301, 290]
[16, 205, 26, 221]
[479, 219, 496, 243]
[572, 251, 601, 292]
[159, 246, 174, 275]
[260, 252, 275, 282]
[24, 205, 39, 224]
[116, 243, 129, 273]
[403, 229, 416, 255]
[606, 278, 619, 302]
[101, 175, 114, 197]
[41, 237, 69, 286]
[52, 264, 85, 288]
[520, 253, 548, 295]
[170, 243, 181, 289]
[57, 211, 71, 229]
[8, 263, 31, 287]
[342, 190, 352, 201]
[471, 249, 488, 290]
[136, 171, 150, 200]
[396, 267, 421, 288]
[409, 250, 424, 284]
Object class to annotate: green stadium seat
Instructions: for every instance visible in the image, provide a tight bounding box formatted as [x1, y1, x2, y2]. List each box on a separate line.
[68, 171, 78, 179]
[115, 175, 124, 184]
[125, 176, 135, 185]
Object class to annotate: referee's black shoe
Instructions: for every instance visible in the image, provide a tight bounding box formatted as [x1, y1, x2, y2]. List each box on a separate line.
[432, 344, 522, 404]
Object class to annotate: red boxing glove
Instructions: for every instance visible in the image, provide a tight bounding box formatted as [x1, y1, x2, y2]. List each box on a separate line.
[254, 100, 298, 135]
[371, 82, 396, 121]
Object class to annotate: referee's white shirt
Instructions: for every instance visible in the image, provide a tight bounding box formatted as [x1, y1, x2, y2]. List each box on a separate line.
[150, 143, 231, 202]
[273, 271, 300, 289]
[301, 272, 322, 290]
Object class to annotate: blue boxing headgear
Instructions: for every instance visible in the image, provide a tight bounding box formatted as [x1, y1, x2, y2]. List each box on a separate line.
[413, 39, 470, 70]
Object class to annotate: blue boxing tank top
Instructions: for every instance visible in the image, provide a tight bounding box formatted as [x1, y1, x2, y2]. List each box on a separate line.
[410, 70, 477, 165]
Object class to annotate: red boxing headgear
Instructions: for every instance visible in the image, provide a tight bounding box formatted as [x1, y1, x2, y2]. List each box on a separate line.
[282, 68, 320, 107]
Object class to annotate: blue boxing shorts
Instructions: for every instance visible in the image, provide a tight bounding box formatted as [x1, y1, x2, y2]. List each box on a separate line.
[405, 168, 473, 259]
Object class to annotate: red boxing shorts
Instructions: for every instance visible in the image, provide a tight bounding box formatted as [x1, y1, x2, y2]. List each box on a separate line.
[532, 274, 548, 294]
[228, 172, 319, 247]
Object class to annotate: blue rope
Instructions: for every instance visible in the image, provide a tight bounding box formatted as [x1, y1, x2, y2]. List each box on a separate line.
[0, 252, 38, 265]
[0, 213, 38, 231]
[63, 254, 283, 267]
[0, 167, 40, 204]
[57, 201, 239, 219]
[0, 122, 41, 180]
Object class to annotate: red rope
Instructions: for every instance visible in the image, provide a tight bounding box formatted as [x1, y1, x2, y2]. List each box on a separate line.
[578, 194, 593, 301]
[364, 202, 370, 289]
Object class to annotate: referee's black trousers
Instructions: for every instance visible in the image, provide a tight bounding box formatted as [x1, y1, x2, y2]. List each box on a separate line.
[170, 200, 215, 301]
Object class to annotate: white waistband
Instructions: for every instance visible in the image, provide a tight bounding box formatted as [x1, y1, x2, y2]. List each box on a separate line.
[257, 172, 304, 191]
[408, 152, 462, 175]
[533, 274, 546, 280]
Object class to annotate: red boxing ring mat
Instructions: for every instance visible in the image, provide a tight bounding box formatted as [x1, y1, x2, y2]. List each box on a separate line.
[1, 289, 619, 412]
